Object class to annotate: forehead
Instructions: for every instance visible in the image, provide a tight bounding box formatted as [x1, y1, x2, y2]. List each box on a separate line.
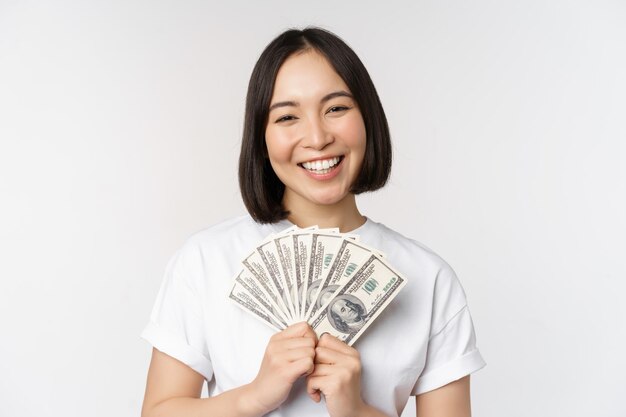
[271, 50, 350, 100]
[333, 298, 348, 308]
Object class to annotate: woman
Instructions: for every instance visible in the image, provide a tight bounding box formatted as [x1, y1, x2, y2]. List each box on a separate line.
[141, 27, 485, 417]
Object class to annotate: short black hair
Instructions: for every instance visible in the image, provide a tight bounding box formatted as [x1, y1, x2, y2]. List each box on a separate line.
[238, 27, 392, 223]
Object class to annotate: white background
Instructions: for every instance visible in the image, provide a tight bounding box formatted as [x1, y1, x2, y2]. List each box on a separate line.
[1, 1, 625, 416]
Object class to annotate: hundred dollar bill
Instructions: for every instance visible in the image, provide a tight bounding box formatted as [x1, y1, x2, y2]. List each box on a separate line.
[257, 239, 298, 320]
[287, 228, 339, 321]
[261, 224, 308, 242]
[306, 239, 380, 321]
[309, 254, 406, 346]
[242, 250, 293, 322]
[228, 275, 286, 331]
[292, 231, 315, 321]
[230, 269, 290, 327]
[273, 233, 302, 319]
[302, 233, 346, 320]
[316, 228, 341, 234]
[271, 225, 299, 238]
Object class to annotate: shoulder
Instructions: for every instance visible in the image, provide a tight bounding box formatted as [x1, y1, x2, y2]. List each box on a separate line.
[364, 219, 465, 302]
[169, 214, 280, 279]
[363, 219, 454, 277]
[181, 214, 281, 253]
[185, 214, 258, 244]
[364, 219, 470, 332]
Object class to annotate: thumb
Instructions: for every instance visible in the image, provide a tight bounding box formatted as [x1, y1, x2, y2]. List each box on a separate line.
[306, 375, 323, 403]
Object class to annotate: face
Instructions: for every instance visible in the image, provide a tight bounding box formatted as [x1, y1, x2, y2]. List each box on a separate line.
[265, 50, 366, 209]
[331, 298, 360, 323]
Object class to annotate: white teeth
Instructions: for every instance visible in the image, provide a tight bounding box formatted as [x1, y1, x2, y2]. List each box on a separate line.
[301, 157, 341, 173]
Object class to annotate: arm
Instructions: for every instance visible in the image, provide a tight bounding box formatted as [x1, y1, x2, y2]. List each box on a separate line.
[415, 376, 471, 417]
[141, 322, 317, 417]
[141, 348, 259, 417]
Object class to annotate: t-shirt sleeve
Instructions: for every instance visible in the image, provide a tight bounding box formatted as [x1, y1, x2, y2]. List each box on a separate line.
[412, 263, 485, 395]
[141, 245, 213, 381]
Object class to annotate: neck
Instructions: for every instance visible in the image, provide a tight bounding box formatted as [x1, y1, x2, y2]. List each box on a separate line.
[283, 193, 365, 233]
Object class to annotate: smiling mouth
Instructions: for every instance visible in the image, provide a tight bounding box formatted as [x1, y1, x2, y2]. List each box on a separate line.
[298, 156, 344, 174]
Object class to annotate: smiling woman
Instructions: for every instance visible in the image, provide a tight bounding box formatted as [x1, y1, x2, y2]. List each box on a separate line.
[239, 28, 392, 226]
[265, 50, 367, 211]
[141, 27, 485, 417]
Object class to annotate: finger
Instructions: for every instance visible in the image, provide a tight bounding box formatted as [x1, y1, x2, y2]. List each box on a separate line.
[318, 333, 359, 357]
[308, 389, 322, 403]
[275, 336, 316, 351]
[306, 376, 322, 404]
[300, 323, 318, 341]
[306, 374, 328, 397]
[280, 346, 316, 363]
[305, 373, 322, 403]
[314, 345, 354, 365]
[308, 363, 334, 377]
[290, 356, 315, 379]
[306, 375, 336, 401]
[314, 346, 361, 376]
[266, 338, 315, 362]
[272, 322, 313, 341]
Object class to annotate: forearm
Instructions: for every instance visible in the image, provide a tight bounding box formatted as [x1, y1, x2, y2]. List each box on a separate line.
[143, 383, 266, 417]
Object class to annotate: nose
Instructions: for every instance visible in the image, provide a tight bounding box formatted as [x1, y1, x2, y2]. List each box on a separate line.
[302, 118, 334, 150]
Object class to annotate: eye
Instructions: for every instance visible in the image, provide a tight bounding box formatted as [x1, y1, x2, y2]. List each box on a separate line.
[275, 114, 297, 123]
[327, 105, 350, 114]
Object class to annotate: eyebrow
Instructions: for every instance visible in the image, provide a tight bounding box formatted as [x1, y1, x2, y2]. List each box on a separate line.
[268, 90, 354, 112]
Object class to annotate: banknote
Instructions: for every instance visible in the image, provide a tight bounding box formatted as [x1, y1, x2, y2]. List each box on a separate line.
[289, 228, 341, 321]
[228, 276, 286, 331]
[242, 249, 294, 322]
[257, 238, 298, 320]
[274, 232, 308, 319]
[230, 269, 290, 326]
[229, 225, 406, 344]
[258, 225, 327, 321]
[302, 233, 346, 320]
[309, 254, 407, 346]
[305, 239, 381, 321]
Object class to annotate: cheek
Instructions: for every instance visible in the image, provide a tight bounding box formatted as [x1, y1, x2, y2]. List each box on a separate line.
[340, 116, 367, 152]
[265, 129, 294, 164]
[342, 122, 367, 173]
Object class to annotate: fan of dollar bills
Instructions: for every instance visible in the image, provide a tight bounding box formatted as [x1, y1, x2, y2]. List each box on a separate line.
[229, 225, 407, 346]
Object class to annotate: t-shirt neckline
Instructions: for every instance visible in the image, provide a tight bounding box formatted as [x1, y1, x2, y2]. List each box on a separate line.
[274, 216, 372, 235]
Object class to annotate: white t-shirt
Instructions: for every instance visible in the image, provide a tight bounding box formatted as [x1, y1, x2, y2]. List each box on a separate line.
[142, 215, 485, 416]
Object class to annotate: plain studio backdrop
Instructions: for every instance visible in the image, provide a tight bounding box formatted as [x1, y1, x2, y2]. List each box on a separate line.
[1, 1, 625, 416]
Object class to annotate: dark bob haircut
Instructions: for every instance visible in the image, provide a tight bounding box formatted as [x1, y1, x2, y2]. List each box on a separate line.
[238, 27, 392, 223]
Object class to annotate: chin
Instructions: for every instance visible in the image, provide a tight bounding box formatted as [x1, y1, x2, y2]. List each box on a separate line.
[309, 192, 350, 206]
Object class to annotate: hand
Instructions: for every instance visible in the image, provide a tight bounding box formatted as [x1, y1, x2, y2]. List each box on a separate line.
[247, 322, 317, 415]
[306, 334, 366, 417]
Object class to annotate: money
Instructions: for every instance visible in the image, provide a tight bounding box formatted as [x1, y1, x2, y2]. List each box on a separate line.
[228, 275, 287, 331]
[241, 248, 293, 322]
[302, 233, 345, 320]
[228, 225, 406, 344]
[306, 239, 381, 321]
[229, 269, 289, 328]
[309, 255, 406, 346]
[257, 238, 298, 320]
